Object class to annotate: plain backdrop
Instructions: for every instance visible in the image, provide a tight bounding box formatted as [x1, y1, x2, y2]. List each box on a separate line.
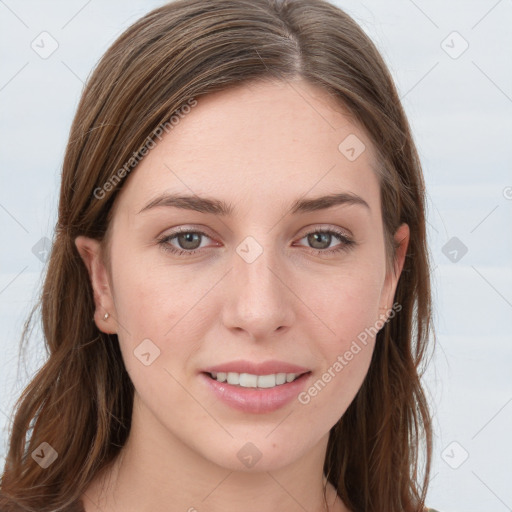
[1, 1, 511, 511]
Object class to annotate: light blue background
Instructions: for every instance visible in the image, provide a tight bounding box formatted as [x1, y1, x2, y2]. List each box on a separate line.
[1, 1, 511, 511]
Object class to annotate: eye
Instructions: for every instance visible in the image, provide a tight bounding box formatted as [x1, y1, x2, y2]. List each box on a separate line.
[157, 227, 214, 256]
[295, 228, 355, 256]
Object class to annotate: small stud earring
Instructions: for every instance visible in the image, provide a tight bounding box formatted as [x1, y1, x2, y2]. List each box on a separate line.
[103, 312, 110, 321]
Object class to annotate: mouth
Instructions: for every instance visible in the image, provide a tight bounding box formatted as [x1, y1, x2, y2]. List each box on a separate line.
[199, 370, 313, 414]
[203, 370, 311, 389]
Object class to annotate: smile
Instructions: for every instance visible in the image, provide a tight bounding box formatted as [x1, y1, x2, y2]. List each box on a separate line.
[207, 371, 305, 388]
[200, 371, 312, 414]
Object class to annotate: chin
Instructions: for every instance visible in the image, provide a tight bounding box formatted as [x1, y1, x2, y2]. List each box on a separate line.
[195, 431, 318, 474]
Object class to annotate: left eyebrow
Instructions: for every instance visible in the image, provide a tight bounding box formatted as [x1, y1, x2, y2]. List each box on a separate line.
[290, 192, 370, 214]
[137, 191, 370, 216]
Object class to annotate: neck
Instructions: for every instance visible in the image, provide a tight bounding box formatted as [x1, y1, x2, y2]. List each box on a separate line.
[81, 394, 346, 512]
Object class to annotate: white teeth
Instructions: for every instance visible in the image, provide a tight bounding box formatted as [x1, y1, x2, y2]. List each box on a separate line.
[227, 372, 239, 385]
[209, 371, 303, 388]
[257, 374, 276, 388]
[276, 373, 286, 385]
[240, 373, 258, 387]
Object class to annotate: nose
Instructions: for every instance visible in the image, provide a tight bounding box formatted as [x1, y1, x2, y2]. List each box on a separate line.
[221, 238, 296, 341]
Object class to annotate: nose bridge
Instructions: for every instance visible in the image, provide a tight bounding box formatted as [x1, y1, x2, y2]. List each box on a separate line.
[236, 235, 278, 293]
[223, 233, 294, 338]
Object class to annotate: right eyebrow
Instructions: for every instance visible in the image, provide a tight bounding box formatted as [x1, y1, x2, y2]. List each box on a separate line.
[138, 193, 232, 215]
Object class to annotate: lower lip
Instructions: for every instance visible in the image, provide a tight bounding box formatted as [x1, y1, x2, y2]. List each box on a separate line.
[200, 372, 312, 414]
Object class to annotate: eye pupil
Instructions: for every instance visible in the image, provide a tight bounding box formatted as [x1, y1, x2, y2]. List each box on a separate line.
[178, 232, 201, 249]
[308, 232, 331, 249]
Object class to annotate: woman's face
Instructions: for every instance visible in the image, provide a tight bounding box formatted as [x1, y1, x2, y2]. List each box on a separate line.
[77, 79, 408, 473]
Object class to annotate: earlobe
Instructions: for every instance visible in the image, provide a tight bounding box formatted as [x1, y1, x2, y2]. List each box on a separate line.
[74, 235, 117, 334]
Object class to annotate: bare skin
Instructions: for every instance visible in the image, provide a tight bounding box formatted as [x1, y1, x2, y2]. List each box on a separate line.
[76, 78, 408, 512]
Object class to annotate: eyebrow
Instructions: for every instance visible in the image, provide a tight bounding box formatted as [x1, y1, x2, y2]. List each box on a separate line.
[137, 191, 370, 216]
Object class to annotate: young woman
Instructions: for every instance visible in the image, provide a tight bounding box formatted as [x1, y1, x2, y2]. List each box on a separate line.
[0, 0, 438, 511]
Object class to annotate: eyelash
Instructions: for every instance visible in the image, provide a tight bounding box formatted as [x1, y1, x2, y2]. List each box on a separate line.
[157, 226, 356, 257]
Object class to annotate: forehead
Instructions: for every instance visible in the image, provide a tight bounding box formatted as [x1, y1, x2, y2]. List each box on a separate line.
[114, 79, 381, 218]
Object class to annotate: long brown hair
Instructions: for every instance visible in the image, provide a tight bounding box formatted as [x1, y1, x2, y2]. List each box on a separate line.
[0, 0, 435, 510]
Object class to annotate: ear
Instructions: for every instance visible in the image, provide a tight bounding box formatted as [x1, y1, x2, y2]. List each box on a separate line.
[75, 235, 117, 334]
[379, 223, 409, 319]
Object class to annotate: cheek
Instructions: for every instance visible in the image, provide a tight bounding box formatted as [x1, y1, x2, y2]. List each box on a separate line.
[111, 250, 199, 329]
[294, 267, 382, 412]
[299, 344, 374, 434]
[303, 265, 384, 343]
[293, 309, 379, 438]
[110, 255, 209, 372]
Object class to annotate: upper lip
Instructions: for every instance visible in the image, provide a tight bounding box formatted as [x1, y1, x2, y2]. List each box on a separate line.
[202, 360, 311, 375]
